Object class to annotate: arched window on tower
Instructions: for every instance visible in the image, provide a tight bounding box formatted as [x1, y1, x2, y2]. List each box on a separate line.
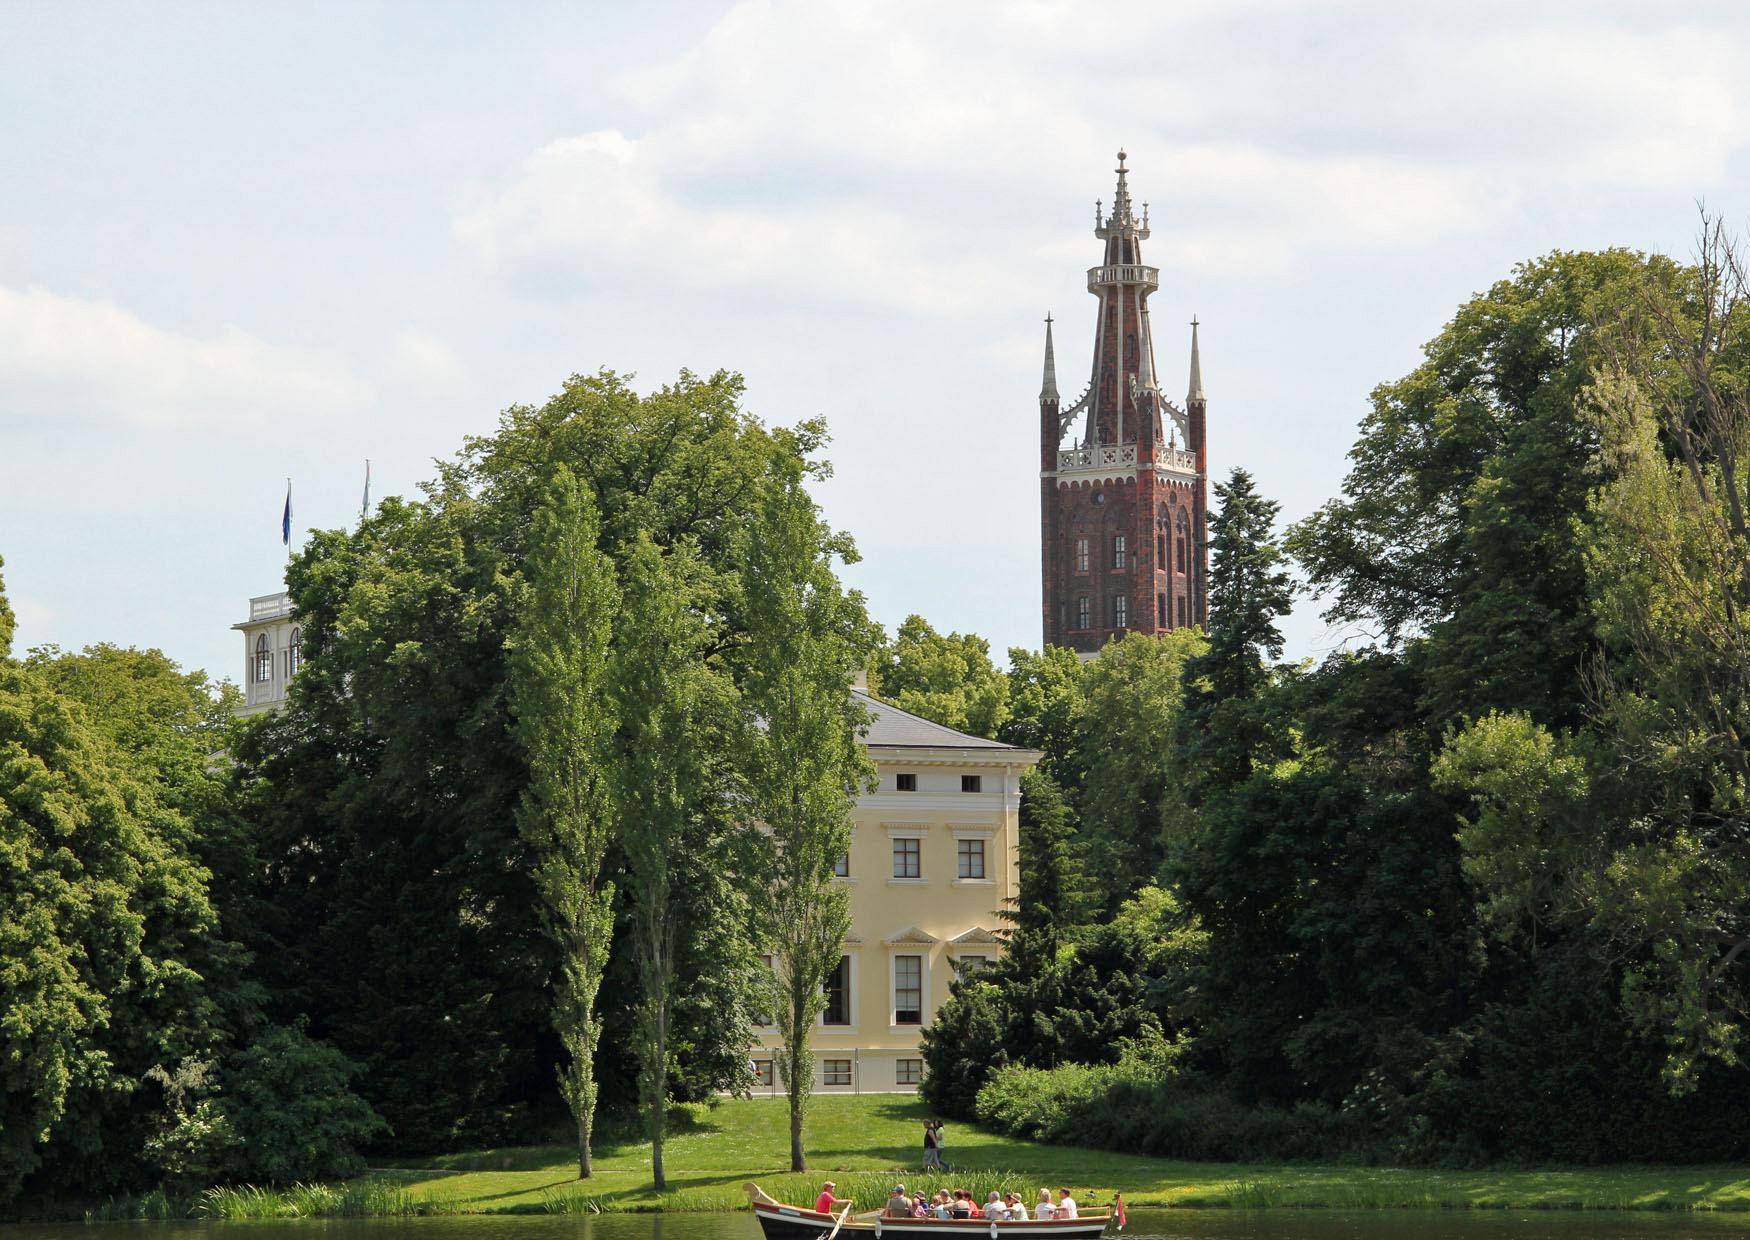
[1113, 534, 1127, 570]
[254, 634, 272, 684]
[1175, 511, 1191, 578]
[288, 627, 303, 677]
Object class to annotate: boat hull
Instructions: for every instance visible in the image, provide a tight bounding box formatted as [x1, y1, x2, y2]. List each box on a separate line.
[752, 1203, 1109, 1240]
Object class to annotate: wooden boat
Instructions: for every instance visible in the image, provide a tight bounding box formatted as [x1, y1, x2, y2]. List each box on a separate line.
[746, 1184, 1111, 1240]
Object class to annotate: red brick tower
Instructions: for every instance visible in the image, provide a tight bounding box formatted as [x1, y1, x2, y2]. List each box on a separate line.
[1039, 151, 1208, 654]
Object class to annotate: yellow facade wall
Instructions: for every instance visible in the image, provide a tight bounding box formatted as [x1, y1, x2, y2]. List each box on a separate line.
[751, 742, 1038, 1095]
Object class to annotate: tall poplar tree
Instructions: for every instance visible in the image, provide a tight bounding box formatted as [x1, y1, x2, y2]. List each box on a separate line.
[510, 466, 619, 1178]
[737, 452, 873, 1172]
[610, 533, 731, 1191]
[1178, 468, 1295, 801]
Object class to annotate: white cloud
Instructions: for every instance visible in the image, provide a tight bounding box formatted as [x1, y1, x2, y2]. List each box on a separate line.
[0, 285, 374, 431]
[383, 328, 466, 396]
[456, 1, 1750, 301]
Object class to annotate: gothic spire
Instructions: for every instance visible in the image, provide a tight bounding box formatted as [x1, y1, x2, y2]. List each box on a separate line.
[1040, 314, 1059, 402]
[1188, 316, 1205, 404]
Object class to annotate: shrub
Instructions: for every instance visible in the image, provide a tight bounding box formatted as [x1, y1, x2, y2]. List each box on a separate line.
[975, 1060, 1362, 1163]
[218, 1026, 387, 1183]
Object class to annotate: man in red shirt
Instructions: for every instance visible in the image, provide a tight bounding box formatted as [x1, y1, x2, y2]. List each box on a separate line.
[815, 1182, 851, 1215]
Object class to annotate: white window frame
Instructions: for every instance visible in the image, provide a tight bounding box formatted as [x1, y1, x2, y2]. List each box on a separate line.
[885, 825, 928, 885]
[896, 1057, 923, 1086]
[956, 837, 986, 880]
[819, 953, 857, 1032]
[950, 828, 995, 887]
[822, 1058, 852, 1087]
[888, 950, 932, 1029]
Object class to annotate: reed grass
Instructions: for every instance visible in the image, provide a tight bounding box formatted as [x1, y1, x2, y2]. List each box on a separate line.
[192, 1179, 444, 1219]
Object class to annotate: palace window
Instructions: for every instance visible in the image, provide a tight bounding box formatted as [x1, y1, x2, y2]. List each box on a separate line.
[896, 772, 917, 792]
[957, 838, 986, 879]
[824, 1059, 852, 1086]
[961, 774, 981, 793]
[288, 627, 303, 677]
[823, 956, 850, 1025]
[1113, 534, 1127, 569]
[1113, 594, 1129, 629]
[254, 634, 273, 683]
[1075, 538, 1089, 572]
[896, 1058, 923, 1085]
[833, 853, 850, 878]
[893, 837, 921, 879]
[894, 955, 923, 1025]
[957, 955, 988, 976]
[1075, 596, 1090, 629]
[753, 1059, 774, 1087]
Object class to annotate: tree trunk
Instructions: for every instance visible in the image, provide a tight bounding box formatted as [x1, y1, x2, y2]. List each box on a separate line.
[651, 1004, 669, 1191]
[790, 1060, 805, 1172]
[578, 1109, 592, 1179]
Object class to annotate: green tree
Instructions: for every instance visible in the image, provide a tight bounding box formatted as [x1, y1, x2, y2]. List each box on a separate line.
[999, 645, 1087, 786]
[1179, 469, 1294, 802]
[239, 370, 815, 1150]
[737, 461, 874, 1173]
[1077, 630, 1204, 910]
[0, 663, 222, 1203]
[0, 554, 14, 660]
[1288, 249, 1686, 728]
[869, 615, 1009, 738]
[509, 465, 620, 1177]
[610, 534, 733, 1191]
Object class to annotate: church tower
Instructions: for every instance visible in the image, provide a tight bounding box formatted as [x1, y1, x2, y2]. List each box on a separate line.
[1039, 151, 1208, 654]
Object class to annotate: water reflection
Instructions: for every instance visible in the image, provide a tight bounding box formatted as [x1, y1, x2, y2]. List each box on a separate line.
[9, 1212, 1750, 1240]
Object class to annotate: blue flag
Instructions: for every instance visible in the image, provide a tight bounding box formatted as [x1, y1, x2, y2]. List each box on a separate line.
[282, 481, 293, 547]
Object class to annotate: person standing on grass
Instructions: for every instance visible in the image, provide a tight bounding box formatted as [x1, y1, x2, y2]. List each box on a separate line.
[922, 1118, 940, 1169]
[933, 1120, 946, 1169]
[815, 1182, 850, 1214]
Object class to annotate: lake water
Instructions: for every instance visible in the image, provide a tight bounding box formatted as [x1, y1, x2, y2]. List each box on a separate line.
[11, 1213, 1750, 1240]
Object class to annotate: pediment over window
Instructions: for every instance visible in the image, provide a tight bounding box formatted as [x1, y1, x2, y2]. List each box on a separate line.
[951, 926, 1002, 945]
[882, 926, 939, 946]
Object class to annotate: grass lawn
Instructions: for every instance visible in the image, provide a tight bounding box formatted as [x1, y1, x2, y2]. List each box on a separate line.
[367, 1095, 1750, 1214]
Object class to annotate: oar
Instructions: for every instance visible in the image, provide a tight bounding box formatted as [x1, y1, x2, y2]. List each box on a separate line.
[826, 1203, 853, 1240]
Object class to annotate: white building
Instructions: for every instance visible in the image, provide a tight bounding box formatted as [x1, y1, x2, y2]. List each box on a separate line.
[233, 590, 301, 716]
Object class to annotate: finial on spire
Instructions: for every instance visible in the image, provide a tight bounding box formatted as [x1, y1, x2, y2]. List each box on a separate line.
[1187, 316, 1205, 404]
[1041, 313, 1060, 403]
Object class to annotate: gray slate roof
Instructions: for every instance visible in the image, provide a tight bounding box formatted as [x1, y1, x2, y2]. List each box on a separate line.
[853, 688, 1025, 750]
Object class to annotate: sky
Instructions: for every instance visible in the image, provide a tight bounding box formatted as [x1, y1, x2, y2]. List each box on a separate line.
[4, 0, 1749, 687]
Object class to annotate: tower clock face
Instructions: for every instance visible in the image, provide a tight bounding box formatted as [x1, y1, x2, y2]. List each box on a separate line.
[1092, 492, 1105, 506]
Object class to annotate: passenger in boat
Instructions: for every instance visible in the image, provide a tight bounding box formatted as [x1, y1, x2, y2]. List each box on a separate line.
[1055, 1190, 1078, 1219]
[909, 1194, 930, 1218]
[954, 1190, 977, 1219]
[984, 1193, 1004, 1219]
[816, 1182, 851, 1215]
[1032, 1189, 1056, 1220]
[1002, 1192, 1025, 1220]
[886, 1186, 911, 1218]
[932, 1191, 954, 1219]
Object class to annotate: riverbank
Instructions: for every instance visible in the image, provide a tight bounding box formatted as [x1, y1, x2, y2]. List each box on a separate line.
[77, 1096, 1750, 1219]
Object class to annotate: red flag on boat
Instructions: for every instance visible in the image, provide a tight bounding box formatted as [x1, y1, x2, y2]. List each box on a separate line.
[1114, 1193, 1126, 1231]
